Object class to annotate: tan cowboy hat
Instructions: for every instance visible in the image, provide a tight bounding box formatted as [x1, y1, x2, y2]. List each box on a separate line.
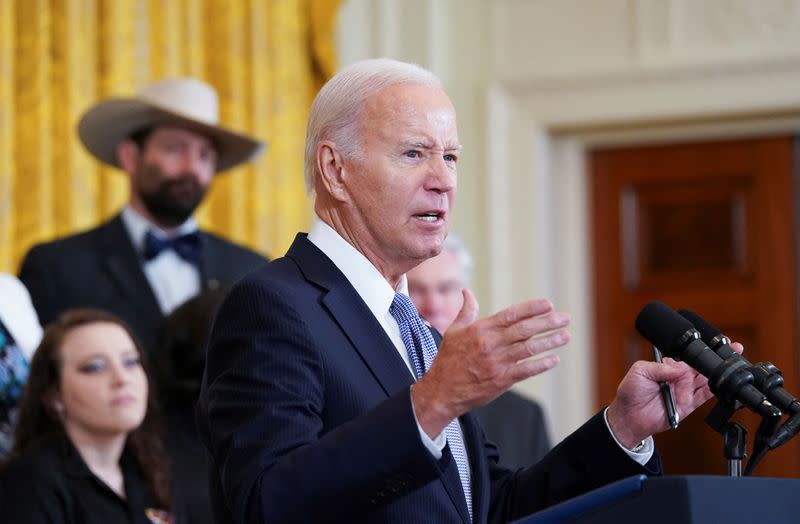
[77, 78, 265, 173]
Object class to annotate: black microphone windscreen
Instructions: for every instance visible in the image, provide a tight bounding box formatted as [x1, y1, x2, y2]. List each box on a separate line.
[678, 309, 722, 341]
[635, 301, 695, 355]
[639, 302, 780, 419]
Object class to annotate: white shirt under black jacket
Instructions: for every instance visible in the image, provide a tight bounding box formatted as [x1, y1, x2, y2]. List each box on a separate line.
[121, 206, 201, 315]
[307, 219, 653, 498]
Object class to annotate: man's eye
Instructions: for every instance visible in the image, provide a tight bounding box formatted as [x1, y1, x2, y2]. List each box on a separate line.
[405, 150, 420, 158]
[438, 283, 461, 296]
[199, 147, 217, 162]
[444, 154, 457, 163]
[161, 141, 183, 153]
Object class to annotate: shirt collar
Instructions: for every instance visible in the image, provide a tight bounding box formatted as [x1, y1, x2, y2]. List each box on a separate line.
[52, 433, 145, 507]
[121, 206, 199, 254]
[47, 432, 96, 480]
[307, 219, 409, 321]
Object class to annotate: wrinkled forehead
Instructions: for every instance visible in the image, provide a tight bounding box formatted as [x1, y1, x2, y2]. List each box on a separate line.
[361, 84, 460, 146]
[144, 124, 219, 151]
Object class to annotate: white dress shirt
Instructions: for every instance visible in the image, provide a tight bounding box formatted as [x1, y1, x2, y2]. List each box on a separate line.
[307, 219, 653, 469]
[121, 206, 201, 314]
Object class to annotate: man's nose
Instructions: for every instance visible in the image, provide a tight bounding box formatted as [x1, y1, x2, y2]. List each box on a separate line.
[179, 148, 211, 180]
[185, 151, 204, 173]
[419, 292, 443, 313]
[425, 157, 456, 193]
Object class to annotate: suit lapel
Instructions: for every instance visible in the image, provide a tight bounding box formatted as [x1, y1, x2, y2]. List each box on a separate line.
[287, 235, 414, 397]
[288, 234, 474, 523]
[97, 215, 162, 318]
[197, 233, 223, 291]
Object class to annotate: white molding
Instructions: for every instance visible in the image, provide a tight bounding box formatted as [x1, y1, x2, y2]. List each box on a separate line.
[501, 55, 800, 93]
[376, 0, 400, 57]
[485, 86, 514, 314]
[549, 139, 594, 437]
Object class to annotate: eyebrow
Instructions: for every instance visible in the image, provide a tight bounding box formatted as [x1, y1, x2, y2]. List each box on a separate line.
[401, 140, 462, 152]
[75, 349, 138, 362]
[73, 354, 108, 367]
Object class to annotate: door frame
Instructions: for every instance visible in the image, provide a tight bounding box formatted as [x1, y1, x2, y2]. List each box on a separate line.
[486, 91, 800, 442]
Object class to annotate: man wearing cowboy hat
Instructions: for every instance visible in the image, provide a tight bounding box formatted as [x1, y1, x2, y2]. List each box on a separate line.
[18, 78, 269, 355]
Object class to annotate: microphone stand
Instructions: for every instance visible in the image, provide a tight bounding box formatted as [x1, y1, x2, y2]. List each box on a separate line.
[724, 424, 747, 477]
[705, 400, 747, 476]
[704, 387, 783, 476]
[745, 411, 782, 476]
[705, 335, 800, 464]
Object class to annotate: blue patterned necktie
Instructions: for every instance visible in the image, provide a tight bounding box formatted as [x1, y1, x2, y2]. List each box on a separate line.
[390, 292, 472, 521]
[143, 230, 202, 265]
[0, 319, 28, 455]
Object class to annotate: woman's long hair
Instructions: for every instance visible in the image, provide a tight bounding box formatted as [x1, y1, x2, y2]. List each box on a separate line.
[8, 308, 172, 510]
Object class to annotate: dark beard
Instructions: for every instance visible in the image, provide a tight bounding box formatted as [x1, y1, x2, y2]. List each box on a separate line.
[139, 175, 207, 228]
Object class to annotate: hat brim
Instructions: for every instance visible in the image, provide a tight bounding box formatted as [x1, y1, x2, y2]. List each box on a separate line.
[77, 98, 266, 173]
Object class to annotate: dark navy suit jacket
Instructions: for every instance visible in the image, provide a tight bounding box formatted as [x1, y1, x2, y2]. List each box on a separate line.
[196, 234, 660, 524]
[19, 214, 268, 354]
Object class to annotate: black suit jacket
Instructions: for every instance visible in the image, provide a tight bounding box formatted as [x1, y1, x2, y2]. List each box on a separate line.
[18, 214, 268, 354]
[196, 234, 660, 524]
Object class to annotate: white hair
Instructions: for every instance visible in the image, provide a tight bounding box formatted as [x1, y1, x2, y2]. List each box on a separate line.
[442, 233, 474, 286]
[303, 58, 442, 193]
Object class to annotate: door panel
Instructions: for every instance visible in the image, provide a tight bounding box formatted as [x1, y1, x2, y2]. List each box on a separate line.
[591, 137, 799, 477]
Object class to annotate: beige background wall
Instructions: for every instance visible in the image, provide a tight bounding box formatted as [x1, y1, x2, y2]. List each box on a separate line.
[337, 0, 800, 441]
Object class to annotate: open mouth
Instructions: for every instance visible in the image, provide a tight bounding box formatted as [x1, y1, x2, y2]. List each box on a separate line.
[415, 211, 444, 222]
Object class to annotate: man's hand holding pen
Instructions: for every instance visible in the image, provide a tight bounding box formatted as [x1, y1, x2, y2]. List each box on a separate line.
[653, 346, 680, 430]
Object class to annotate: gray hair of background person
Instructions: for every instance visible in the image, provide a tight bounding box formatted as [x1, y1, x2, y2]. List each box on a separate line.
[443, 233, 474, 287]
[303, 58, 442, 193]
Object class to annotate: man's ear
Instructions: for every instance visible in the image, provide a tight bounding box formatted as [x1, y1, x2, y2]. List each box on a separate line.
[116, 139, 140, 175]
[315, 141, 350, 202]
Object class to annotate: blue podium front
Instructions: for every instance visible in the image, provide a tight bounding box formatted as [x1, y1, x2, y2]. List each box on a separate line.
[515, 475, 800, 524]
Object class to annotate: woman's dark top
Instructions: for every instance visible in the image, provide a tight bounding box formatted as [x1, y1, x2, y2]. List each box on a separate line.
[0, 433, 171, 523]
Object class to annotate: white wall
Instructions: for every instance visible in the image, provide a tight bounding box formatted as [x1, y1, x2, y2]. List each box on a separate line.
[337, 0, 800, 441]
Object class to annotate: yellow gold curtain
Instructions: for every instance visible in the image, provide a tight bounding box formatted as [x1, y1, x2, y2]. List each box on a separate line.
[0, 0, 340, 273]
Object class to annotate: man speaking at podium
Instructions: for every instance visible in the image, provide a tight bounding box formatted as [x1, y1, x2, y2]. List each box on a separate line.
[196, 58, 714, 523]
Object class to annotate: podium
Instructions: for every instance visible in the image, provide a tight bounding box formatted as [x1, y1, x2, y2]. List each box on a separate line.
[513, 475, 800, 524]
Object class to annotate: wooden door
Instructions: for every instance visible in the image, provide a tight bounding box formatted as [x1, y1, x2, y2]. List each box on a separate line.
[591, 136, 800, 477]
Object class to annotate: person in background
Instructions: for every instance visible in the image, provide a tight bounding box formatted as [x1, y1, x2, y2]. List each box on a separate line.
[0, 309, 173, 523]
[196, 58, 717, 523]
[0, 273, 43, 456]
[19, 78, 269, 355]
[157, 288, 228, 524]
[407, 234, 552, 469]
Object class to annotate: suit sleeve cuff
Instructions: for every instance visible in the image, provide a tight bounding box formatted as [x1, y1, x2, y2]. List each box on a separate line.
[603, 407, 654, 465]
[409, 386, 446, 459]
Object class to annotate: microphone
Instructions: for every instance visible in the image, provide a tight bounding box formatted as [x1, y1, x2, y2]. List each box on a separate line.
[635, 301, 781, 418]
[678, 309, 800, 416]
[678, 309, 800, 449]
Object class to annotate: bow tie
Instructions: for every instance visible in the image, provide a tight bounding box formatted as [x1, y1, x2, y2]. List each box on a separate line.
[143, 230, 202, 264]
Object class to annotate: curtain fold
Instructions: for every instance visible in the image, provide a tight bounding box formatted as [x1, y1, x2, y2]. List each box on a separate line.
[0, 0, 341, 273]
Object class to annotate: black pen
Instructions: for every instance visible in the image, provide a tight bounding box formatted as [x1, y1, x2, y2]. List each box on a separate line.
[652, 345, 679, 429]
